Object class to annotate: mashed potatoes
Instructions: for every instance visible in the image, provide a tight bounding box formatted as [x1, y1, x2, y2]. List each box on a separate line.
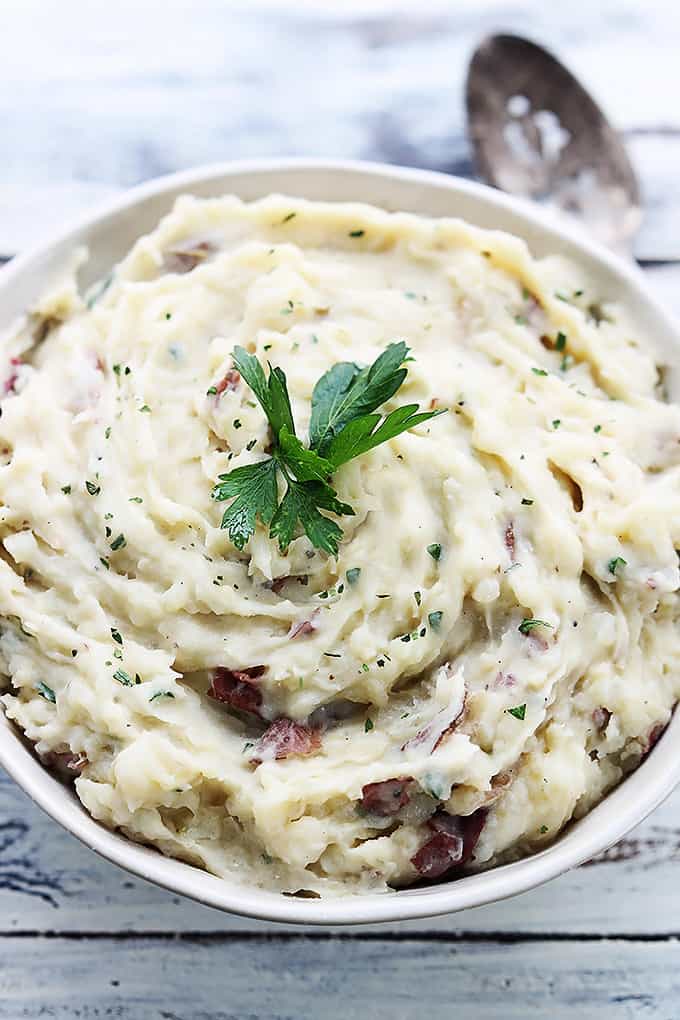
[1, 194, 679, 897]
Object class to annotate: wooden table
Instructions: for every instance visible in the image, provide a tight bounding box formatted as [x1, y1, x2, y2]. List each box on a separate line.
[1, 3, 680, 1016]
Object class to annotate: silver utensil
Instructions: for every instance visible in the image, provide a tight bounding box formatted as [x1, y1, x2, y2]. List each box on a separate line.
[465, 33, 664, 262]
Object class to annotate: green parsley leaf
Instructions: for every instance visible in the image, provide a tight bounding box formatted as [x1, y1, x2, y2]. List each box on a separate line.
[414, 590, 422, 607]
[364, 718, 374, 732]
[113, 668, 133, 687]
[594, 424, 602, 433]
[532, 367, 548, 377]
[85, 480, 100, 496]
[608, 556, 627, 576]
[518, 618, 553, 635]
[428, 610, 443, 630]
[552, 419, 561, 429]
[521, 498, 534, 506]
[110, 534, 126, 552]
[427, 543, 442, 561]
[216, 344, 445, 554]
[36, 680, 56, 703]
[269, 479, 353, 556]
[129, 496, 143, 503]
[213, 458, 279, 550]
[61, 485, 71, 495]
[309, 341, 410, 455]
[278, 427, 333, 482]
[232, 346, 295, 437]
[349, 229, 365, 238]
[110, 627, 123, 645]
[507, 704, 526, 720]
[555, 331, 567, 351]
[149, 690, 175, 702]
[346, 567, 361, 585]
[325, 403, 445, 469]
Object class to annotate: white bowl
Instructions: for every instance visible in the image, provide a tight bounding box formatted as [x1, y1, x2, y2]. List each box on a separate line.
[1, 159, 679, 926]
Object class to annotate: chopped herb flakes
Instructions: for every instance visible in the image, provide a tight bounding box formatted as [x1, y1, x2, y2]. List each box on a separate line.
[110, 534, 126, 552]
[104, 426, 112, 439]
[518, 618, 553, 635]
[413, 590, 422, 607]
[99, 557, 110, 570]
[61, 485, 71, 495]
[110, 627, 123, 645]
[507, 703, 527, 720]
[532, 367, 548, 377]
[555, 331, 567, 351]
[113, 669, 133, 687]
[346, 567, 361, 585]
[85, 480, 100, 496]
[552, 419, 561, 429]
[427, 543, 442, 561]
[36, 681, 56, 703]
[139, 404, 151, 413]
[149, 691, 175, 702]
[521, 498, 534, 506]
[364, 718, 374, 732]
[281, 212, 296, 223]
[232, 419, 242, 429]
[349, 229, 365, 238]
[129, 496, 143, 503]
[594, 424, 602, 433]
[428, 610, 443, 630]
[206, 386, 218, 396]
[608, 556, 627, 576]
[539, 824, 549, 834]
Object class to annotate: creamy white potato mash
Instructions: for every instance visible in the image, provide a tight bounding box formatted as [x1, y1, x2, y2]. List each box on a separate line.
[1, 194, 679, 896]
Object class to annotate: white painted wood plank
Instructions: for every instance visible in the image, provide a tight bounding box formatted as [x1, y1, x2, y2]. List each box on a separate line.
[0, 2, 678, 254]
[0, 935, 678, 1019]
[2, 765, 680, 936]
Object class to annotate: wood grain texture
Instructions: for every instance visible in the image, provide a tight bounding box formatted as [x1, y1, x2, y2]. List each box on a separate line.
[1, 1, 680, 1015]
[0, 1, 679, 256]
[1, 935, 679, 1019]
[2, 757, 680, 937]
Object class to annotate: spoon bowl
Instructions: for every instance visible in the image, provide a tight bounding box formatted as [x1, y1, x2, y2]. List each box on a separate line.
[466, 33, 642, 253]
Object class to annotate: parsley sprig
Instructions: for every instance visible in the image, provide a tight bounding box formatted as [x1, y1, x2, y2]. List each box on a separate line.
[212, 342, 444, 555]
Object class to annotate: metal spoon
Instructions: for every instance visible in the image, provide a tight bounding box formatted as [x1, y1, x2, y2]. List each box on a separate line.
[465, 34, 657, 262]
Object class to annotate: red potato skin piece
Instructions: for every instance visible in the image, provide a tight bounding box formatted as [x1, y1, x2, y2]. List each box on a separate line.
[504, 521, 516, 561]
[43, 750, 88, 777]
[401, 690, 466, 753]
[360, 777, 414, 816]
[592, 706, 611, 732]
[411, 809, 488, 880]
[288, 619, 316, 640]
[215, 369, 241, 395]
[208, 666, 266, 717]
[250, 717, 321, 765]
[3, 357, 22, 395]
[642, 720, 669, 760]
[411, 831, 464, 879]
[165, 240, 215, 274]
